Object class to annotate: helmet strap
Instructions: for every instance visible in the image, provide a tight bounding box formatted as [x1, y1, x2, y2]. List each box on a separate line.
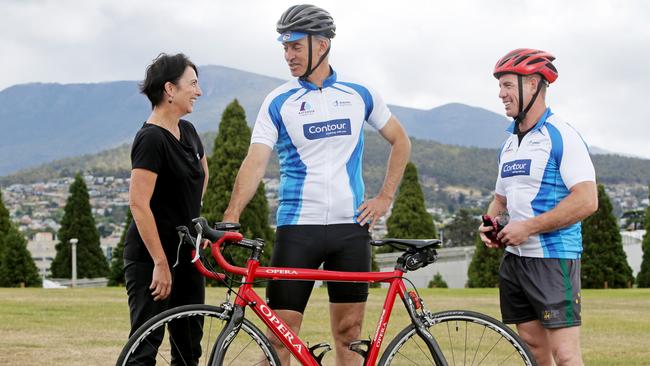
[300, 35, 331, 81]
[300, 35, 314, 79]
[515, 74, 544, 126]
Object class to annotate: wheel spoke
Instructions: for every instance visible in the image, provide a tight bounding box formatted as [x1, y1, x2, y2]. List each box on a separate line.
[379, 311, 535, 366]
[143, 337, 172, 365]
[118, 305, 279, 366]
[446, 322, 456, 365]
[225, 337, 257, 366]
[203, 318, 213, 366]
[475, 334, 503, 366]
[464, 320, 468, 366]
[411, 334, 436, 365]
[499, 348, 519, 365]
[394, 349, 424, 365]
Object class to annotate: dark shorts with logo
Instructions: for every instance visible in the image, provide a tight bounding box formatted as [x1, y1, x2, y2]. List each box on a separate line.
[499, 252, 581, 328]
[266, 224, 371, 313]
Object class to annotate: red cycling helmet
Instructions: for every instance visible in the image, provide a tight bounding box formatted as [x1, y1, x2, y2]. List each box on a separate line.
[493, 48, 558, 84]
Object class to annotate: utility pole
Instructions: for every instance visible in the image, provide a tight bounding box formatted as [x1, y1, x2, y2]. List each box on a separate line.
[70, 238, 78, 288]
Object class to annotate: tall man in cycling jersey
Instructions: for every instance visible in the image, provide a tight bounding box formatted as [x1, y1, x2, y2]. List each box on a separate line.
[222, 4, 411, 365]
[479, 49, 597, 366]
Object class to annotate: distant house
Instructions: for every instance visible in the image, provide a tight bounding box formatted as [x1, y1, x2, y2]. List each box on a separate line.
[27, 232, 57, 278]
[621, 230, 645, 276]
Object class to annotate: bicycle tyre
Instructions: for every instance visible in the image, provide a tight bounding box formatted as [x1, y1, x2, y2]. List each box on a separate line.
[379, 310, 537, 365]
[116, 304, 280, 366]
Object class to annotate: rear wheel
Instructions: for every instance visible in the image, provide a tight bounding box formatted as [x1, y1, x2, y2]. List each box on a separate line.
[116, 304, 280, 365]
[379, 310, 536, 365]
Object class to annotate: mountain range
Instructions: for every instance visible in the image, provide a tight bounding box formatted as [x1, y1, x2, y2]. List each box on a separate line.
[0, 65, 517, 176]
[1, 64, 645, 180]
[2, 129, 649, 196]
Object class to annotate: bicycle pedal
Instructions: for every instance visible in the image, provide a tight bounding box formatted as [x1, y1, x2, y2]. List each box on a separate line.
[308, 342, 331, 363]
[348, 339, 371, 358]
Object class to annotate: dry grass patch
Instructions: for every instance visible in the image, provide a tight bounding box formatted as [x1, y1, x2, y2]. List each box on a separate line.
[0, 287, 648, 365]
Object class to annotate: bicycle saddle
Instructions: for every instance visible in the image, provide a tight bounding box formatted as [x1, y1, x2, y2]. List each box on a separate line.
[371, 238, 442, 250]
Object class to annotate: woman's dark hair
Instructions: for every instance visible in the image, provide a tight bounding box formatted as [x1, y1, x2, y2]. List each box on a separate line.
[139, 53, 198, 108]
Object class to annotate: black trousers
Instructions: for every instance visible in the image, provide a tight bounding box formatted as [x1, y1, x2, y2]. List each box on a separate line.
[124, 259, 205, 365]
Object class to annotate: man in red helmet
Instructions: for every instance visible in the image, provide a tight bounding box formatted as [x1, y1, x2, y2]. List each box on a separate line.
[479, 49, 597, 366]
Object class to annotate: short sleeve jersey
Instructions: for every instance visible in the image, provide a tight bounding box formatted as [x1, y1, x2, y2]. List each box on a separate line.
[495, 108, 596, 259]
[124, 120, 205, 265]
[251, 69, 391, 226]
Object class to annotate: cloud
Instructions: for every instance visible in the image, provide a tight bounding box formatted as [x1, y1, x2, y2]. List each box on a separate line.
[1, 0, 648, 157]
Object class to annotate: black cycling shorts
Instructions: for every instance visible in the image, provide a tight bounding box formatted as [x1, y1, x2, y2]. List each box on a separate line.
[499, 252, 582, 328]
[266, 224, 371, 313]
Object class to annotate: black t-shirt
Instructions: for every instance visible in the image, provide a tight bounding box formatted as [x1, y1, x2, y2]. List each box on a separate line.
[124, 120, 205, 265]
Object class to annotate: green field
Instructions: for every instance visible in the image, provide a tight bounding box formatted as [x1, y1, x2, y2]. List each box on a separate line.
[1, 287, 649, 365]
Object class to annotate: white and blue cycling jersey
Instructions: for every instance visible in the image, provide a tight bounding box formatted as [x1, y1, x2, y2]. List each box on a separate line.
[251, 69, 391, 227]
[495, 108, 595, 259]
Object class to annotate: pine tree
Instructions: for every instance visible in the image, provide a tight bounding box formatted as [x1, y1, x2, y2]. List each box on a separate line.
[381, 163, 436, 253]
[0, 225, 41, 287]
[443, 208, 481, 247]
[0, 190, 12, 270]
[428, 272, 448, 288]
[202, 100, 274, 267]
[636, 184, 650, 287]
[467, 235, 503, 288]
[51, 174, 109, 278]
[0, 191, 10, 236]
[108, 209, 132, 286]
[581, 184, 634, 288]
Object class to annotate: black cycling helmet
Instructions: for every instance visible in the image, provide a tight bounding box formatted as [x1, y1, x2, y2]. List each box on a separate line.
[277, 4, 336, 39]
[277, 4, 335, 80]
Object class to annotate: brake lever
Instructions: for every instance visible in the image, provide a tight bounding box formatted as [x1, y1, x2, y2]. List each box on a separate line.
[173, 231, 184, 268]
[173, 226, 193, 268]
[192, 221, 203, 263]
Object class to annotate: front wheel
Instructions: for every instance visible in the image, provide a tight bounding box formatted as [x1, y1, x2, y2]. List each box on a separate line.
[379, 310, 536, 365]
[116, 304, 280, 366]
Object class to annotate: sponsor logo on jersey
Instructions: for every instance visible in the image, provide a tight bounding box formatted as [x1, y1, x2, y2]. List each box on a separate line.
[299, 101, 314, 115]
[303, 119, 351, 140]
[333, 100, 352, 107]
[501, 159, 532, 178]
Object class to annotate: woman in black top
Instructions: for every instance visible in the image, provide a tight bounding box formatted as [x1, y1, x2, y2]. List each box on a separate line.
[123, 53, 208, 365]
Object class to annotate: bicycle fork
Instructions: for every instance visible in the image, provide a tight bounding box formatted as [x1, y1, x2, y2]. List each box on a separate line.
[402, 293, 449, 366]
[208, 304, 245, 366]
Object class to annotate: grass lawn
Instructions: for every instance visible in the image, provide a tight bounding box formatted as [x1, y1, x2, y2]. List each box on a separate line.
[0, 287, 648, 365]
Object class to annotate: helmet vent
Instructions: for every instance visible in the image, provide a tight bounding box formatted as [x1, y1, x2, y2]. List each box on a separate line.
[527, 58, 546, 65]
[513, 55, 530, 66]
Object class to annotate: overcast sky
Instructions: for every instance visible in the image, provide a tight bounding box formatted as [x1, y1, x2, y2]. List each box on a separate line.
[2, 0, 649, 158]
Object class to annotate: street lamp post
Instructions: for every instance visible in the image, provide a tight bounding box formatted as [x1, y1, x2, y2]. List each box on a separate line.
[69, 238, 78, 288]
[40, 240, 45, 280]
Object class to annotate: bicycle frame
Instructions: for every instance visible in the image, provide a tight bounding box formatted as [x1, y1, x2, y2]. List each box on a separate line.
[191, 231, 443, 366]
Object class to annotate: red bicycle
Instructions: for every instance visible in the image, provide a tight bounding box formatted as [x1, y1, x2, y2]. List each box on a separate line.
[117, 218, 536, 365]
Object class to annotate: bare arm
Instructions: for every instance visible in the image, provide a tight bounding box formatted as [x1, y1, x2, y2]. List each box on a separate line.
[356, 116, 411, 229]
[129, 168, 171, 301]
[201, 155, 209, 198]
[498, 181, 598, 246]
[222, 143, 273, 222]
[487, 193, 508, 218]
